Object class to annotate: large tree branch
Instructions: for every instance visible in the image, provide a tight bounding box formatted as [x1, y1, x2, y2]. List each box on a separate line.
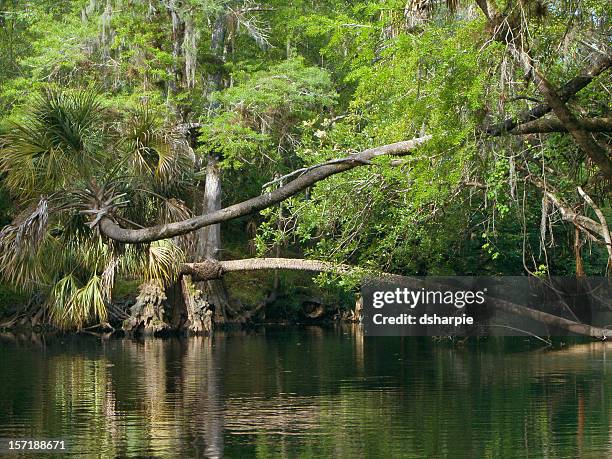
[181, 257, 352, 281]
[94, 11, 611, 245]
[486, 53, 611, 136]
[98, 136, 432, 243]
[510, 117, 612, 135]
[491, 296, 609, 339]
[512, 49, 612, 180]
[524, 173, 606, 239]
[476, 1, 612, 179]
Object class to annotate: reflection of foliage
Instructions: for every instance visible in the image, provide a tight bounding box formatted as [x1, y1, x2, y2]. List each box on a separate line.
[2, 335, 609, 457]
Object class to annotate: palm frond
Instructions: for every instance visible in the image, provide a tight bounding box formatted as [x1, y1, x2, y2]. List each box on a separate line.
[0, 198, 51, 289]
[158, 198, 196, 252]
[101, 256, 119, 302]
[52, 274, 107, 330]
[159, 197, 192, 223]
[146, 239, 184, 285]
[119, 105, 193, 185]
[47, 274, 79, 328]
[0, 87, 105, 197]
[118, 239, 183, 286]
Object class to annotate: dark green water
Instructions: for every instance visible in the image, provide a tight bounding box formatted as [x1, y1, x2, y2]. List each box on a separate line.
[0, 327, 610, 458]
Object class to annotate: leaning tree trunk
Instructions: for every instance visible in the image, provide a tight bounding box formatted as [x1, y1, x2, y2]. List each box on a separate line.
[194, 155, 233, 324]
[191, 5, 233, 325]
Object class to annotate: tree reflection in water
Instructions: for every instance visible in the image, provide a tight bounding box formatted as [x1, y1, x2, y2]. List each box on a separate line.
[0, 329, 610, 458]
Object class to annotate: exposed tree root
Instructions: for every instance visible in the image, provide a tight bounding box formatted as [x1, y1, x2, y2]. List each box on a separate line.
[181, 275, 213, 335]
[122, 281, 168, 335]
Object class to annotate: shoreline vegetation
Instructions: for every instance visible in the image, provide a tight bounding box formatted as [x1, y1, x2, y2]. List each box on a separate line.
[0, 1, 610, 338]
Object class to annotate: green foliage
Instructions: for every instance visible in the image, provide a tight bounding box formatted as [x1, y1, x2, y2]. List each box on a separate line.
[1, 88, 104, 196]
[0, 87, 190, 328]
[0, 0, 610, 328]
[199, 57, 337, 170]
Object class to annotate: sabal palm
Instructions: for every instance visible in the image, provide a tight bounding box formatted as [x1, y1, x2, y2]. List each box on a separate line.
[0, 87, 193, 329]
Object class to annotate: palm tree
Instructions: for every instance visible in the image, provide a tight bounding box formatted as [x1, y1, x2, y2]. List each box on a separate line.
[0, 87, 193, 329]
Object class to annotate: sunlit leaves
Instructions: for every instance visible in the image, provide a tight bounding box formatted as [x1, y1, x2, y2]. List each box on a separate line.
[0, 86, 195, 328]
[119, 105, 193, 185]
[48, 274, 107, 330]
[198, 57, 337, 169]
[145, 240, 184, 285]
[0, 88, 104, 197]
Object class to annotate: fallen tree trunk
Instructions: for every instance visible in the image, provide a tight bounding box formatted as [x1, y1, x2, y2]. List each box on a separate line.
[492, 297, 609, 339]
[181, 257, 352, 280]
[183, 257, 608, 338]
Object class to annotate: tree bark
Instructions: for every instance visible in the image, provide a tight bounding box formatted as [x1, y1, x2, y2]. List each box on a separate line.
[181, 275, 213, 334]
[510, 117, 612, 135]
[182, 257, 352, 281]
[193, 3, 232, 323]
[197, 155, 222, 259]
[523, 173, 605, 239]
[122, 281, 168, 335]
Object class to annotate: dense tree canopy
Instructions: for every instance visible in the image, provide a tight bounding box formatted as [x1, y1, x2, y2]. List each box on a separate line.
[0, 0, 609, 329]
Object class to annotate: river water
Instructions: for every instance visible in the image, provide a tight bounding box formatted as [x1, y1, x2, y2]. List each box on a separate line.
[0, 327, 610, 458]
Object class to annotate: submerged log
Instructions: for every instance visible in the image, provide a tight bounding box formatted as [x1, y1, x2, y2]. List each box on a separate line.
[492, 297, 609, 339]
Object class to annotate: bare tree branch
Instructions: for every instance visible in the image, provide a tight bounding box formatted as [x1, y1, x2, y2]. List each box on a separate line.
[97, 136, 432, 243]
[510, 117, 612, 135]
[524, 174, 605, 240]
[474, 0, 612, 179]
[578, 187, 612, 264]
[509, 47, 612, 180]
[483, 34, 611, 138]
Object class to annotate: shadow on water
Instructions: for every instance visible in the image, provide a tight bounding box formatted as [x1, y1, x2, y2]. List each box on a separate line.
[0, 326, 610, 458]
